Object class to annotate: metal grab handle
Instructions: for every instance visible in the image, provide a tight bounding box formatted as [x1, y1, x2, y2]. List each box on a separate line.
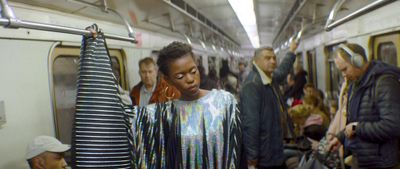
[0, 0, 137, 43]
[325, 0, 396, 31]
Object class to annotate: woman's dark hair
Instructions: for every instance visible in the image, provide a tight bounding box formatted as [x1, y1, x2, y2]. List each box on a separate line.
[303, 125, 326, 141]
[219, 60, 230, 79]
[208, 69, 218, 80]
[157, 41, 193, 75]
[198, 64, 206, 79]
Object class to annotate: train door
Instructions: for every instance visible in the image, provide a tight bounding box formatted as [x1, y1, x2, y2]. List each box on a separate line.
[306, 49, 317, 87]
[50, 46, 127, 161]
[325, 43, 344, 100]
[371, 32, 400, 67]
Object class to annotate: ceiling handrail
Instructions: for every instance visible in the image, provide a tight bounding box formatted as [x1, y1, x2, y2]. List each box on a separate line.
[162, 0, 240, 48]
[0, 0, 137, 43]
[272, 0, 309, 45]
[325, 0, 396, 31]
[67, 0, 136, 40]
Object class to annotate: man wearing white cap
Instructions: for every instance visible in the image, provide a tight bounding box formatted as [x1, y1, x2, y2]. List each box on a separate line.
[26, 136, 70, 169]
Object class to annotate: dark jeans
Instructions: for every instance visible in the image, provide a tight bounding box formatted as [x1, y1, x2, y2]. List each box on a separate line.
[352, 156, 400, 169]
[258, 163, 287, 169]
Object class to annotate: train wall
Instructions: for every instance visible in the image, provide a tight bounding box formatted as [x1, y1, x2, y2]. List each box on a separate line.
[0, 2, 218, 168]
[299, 0, 400, 94]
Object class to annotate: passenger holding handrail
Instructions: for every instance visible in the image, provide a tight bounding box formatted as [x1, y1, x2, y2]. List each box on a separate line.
[240, 41, 298, 169]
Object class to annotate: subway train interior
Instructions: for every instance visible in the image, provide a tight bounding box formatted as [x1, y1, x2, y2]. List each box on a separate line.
[1, 0, 400, 168]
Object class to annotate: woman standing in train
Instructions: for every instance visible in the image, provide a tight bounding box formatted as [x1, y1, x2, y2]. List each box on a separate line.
[157, 41, 242, 169]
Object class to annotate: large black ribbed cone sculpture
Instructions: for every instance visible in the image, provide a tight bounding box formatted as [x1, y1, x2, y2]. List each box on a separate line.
[71, 30, 134, 169]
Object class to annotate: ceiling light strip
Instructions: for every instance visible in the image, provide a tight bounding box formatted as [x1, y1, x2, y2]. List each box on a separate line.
[228, 0, 260, 48]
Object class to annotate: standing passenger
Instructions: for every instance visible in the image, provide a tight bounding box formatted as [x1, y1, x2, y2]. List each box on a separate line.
[220, 60, 239, 97]
[130, 57, 180, 106]
[157, 41, 242, 168]
[240, 41, 298, 169]
[328, 43, 400, 169]
[238, 62, 250, 85]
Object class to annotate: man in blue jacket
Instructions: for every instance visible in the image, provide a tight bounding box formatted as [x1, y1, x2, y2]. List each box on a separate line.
[240, 41, 298, 169]
[328, 43, 400, 169]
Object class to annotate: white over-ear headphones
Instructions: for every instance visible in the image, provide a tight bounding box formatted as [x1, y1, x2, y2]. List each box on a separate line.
[338, 44, 366, 68]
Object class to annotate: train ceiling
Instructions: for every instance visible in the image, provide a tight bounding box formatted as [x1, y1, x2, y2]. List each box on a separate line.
[8, 0, 384, 50]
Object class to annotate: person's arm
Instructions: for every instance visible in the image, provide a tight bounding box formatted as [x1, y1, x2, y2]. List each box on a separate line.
[272, 42, 298, 84]
[240, 81, 261, 166]
[129, 87, 139, 106]
[327, 108, 342, 140]
[327, 80, 349, 137]
[226, 94, 242, 169]
[356, 75, 400, 142]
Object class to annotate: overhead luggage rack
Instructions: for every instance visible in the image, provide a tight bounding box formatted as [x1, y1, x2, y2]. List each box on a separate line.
[0, 0, 138, 43]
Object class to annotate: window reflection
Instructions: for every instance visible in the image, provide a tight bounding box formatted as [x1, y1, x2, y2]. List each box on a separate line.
[327, 45, 343, 100]
[53, 55, 122, 145]
[378, 42, 397, 66]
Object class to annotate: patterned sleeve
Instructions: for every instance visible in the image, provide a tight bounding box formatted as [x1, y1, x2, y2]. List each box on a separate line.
[224, 92, 242, 169]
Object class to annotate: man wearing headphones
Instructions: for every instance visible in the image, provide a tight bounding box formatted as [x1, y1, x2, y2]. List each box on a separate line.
[328, 43, 400, 169]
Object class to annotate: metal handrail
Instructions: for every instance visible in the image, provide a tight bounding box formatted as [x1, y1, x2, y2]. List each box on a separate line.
[67, 0, 136, 39]
[272, 0, 309, 45]
[325, 0, 396, 31]
[162, 0, 239, 48]
[0, 0, 137, 43]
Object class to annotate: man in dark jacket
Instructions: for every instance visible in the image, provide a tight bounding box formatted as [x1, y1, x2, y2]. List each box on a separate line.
[328, 43, 400, 169]
[240, 41, 298, 169]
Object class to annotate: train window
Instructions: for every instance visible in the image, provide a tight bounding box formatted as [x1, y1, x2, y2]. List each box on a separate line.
[50, 47, 126, 163]
[306, 49, 317, 87]
[378, 42, 397, 66]
[372, 32, 400, 67]
[295, 52, 304, 68]
[328, 61, 342, 98]
[325, 44, 344, 100]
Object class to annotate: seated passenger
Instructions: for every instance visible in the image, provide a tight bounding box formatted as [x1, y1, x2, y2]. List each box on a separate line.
[303, 114, 326, 142]
[289, 95, 329, 136]
[219, 59, 239, 97]
[130, 57, 180, 106]
[26, 136, 70, 169]
[198, 64, 218, 90]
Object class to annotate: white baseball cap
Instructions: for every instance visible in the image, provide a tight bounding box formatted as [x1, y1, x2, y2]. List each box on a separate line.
[26, 136, 70, 160]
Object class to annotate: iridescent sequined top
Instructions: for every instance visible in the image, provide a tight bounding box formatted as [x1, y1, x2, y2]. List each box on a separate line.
[132, 89, 242, 169]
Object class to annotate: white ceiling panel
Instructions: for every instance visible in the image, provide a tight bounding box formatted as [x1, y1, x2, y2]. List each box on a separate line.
[8, 0, 377, 50]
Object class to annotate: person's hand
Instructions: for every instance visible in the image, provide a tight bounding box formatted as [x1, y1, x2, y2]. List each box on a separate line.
[289, 41, 298, 53]
[248, 165, 257, 169]
[311, 140, 319, 151]
[247, 160, 257, 169]
[326, 137, 342, 152]
[85, 24, 98, 38]
[326, 132, 335, 141]
[306, 137, 319, 151]
[88, 28, 98, 38]
[344, 122, 358, 138]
